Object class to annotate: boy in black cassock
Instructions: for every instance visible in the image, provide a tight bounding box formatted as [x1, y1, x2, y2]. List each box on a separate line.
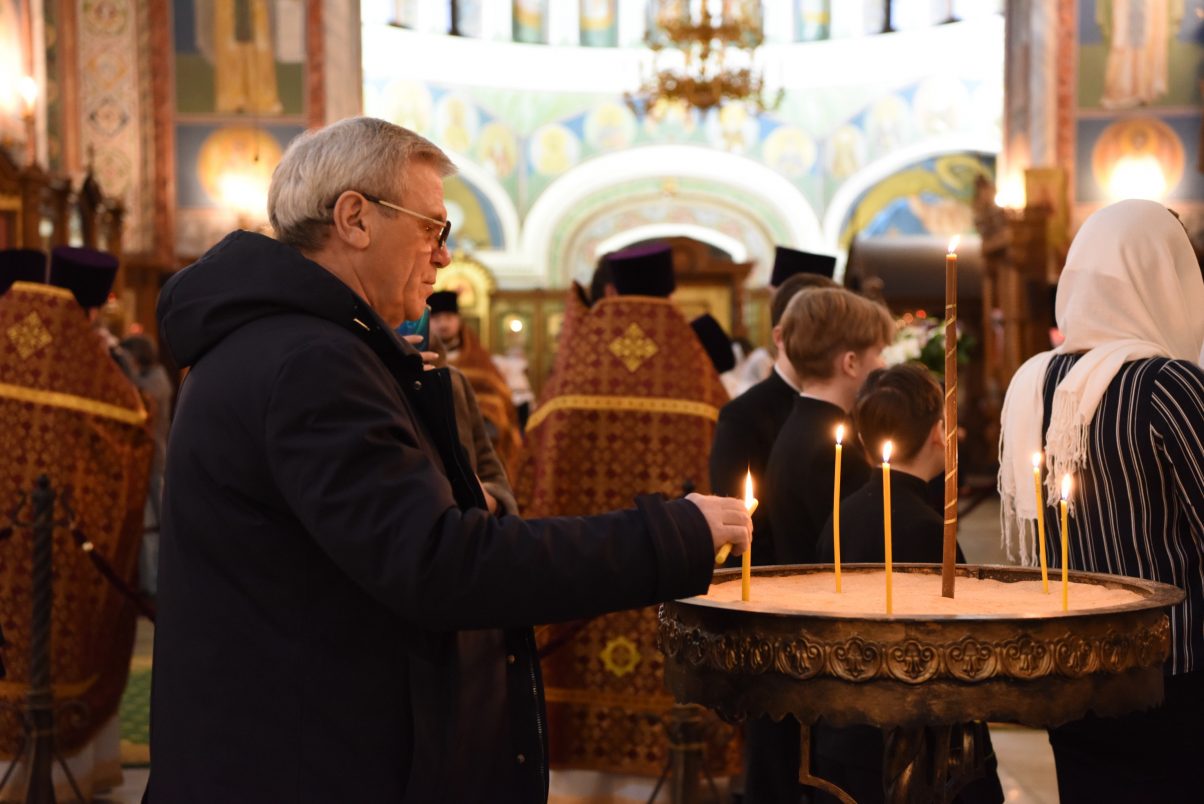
[745, 287, 893, 804]
[813, 365, 1003, 804]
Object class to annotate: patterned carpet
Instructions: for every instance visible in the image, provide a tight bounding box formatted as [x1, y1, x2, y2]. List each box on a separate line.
[118, 659, 151, 767]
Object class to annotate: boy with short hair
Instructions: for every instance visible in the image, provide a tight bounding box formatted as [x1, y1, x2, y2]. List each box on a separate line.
[812, 365, 1002, 804]
[746, 287, 893, 804]
[817, 363, 966, 564]
[764, 287, 894, 565]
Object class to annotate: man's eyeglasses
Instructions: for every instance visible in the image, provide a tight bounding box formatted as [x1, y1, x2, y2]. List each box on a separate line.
[358, 191, 451, 250]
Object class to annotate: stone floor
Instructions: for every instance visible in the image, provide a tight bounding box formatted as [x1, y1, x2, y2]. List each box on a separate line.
[100, 494, 1061, 803]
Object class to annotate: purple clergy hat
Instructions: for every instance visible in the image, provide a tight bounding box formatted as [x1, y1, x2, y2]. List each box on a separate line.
[0, 248, 47, 294]
[48, 245, 119, 310]
[607, 243, 676, 298]
[770, 246, 837, 287]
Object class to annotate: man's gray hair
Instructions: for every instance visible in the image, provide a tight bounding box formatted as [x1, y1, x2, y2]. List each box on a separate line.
[268, 117, 456, 251]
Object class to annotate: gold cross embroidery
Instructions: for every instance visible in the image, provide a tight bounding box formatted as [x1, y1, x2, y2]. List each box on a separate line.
[7, 312, 53, 360]
[608, 323, 658, 373]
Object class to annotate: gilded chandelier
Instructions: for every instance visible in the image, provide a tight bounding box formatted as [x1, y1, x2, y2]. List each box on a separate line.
[626, 0, 781, 118]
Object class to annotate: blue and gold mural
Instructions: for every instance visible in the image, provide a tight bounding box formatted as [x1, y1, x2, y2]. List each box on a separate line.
[838, 153, 995, 247]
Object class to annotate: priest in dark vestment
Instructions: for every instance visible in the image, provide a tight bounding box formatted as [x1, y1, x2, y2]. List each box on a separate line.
[515, 244, 739, 792]
[813, 364, 1003, 804]
[0, 250, 153, 800]
[708, 249, 837, 566]
[743, 286, 892, 804]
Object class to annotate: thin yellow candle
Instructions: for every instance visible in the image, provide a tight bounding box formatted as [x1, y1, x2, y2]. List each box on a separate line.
[882, 440, 893, 615]
[833, 425, 844, 593]
[1060, 474, 1071, 612]
[1032, 453, 1050, 593]
[742, 469, 757, 602]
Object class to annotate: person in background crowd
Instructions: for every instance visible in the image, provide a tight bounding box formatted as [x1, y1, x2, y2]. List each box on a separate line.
[48, 245, 137, 378]
[515, 242, 740, 795]
[119, 334, 175, 596]
[429, 289, 525, 475]
[0, 259, 153, 801]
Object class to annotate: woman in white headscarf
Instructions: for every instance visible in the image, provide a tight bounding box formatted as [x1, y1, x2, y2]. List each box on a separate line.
[998, 199, 1204, 803]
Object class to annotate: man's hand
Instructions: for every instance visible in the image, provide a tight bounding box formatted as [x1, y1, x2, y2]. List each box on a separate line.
[685, 493, 751, 558]
[401, 334, 439, 371]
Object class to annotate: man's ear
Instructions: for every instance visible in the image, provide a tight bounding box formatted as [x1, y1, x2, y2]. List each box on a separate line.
[771, 324, 784, 352]
[330, 191, 371, 249]
[838, 350, 857, 378]
[930, 419, 945, 449]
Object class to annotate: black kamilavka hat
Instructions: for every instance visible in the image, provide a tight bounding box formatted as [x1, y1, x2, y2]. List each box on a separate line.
[770, 246, 837, 287]
[691, 313, 735, 374]
[427, 290, 459, 315]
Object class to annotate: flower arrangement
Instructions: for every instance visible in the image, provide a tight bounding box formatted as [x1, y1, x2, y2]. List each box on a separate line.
[882, 311, 975, 378]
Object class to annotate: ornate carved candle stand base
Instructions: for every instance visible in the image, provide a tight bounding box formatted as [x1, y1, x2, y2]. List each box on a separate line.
[659, 565, 1183, 804]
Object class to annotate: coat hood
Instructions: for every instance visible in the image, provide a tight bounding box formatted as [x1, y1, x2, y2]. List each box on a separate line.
[158, 231, 392, 368]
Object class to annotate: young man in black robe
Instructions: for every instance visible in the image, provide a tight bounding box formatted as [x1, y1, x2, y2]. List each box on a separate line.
[813, 365, 1003, 804]
[708, 260, 836, 566]
[764, 287, 893, 565]
[744, 286, 893, 804]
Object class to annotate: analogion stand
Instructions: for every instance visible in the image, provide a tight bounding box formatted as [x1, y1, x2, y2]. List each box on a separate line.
[659, 564, 1183, 804]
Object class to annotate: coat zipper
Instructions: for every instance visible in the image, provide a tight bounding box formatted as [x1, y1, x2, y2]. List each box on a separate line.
[527, 633, 547, 799]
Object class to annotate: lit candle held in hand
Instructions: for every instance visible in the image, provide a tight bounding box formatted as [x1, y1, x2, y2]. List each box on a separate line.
[742, 470, 756, 602]
[833, 425, 844, 593]
[883, 440, 894, 615]
[1061, 474, 1071, 611]
[1033, 453, 1049, 593]
[714, 468, 757, 567]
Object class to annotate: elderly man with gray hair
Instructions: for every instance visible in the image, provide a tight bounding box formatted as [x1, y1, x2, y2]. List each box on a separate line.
[145, 116, 750, 803]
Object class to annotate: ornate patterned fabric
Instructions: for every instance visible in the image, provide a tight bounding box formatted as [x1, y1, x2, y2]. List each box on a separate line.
[449, 325, 523, 479]
[516, 290, 738, 777]
[0, 282, 152, 758]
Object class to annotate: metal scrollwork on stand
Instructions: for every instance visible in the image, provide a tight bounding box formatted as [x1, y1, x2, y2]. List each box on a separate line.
[661, 615, 1171, 688]
[658, 565, 1185, 804]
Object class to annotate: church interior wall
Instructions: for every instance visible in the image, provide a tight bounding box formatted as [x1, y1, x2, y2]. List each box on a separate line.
[1070, 0, 1202, 230]
[361, 14, 1005, 290]
[4, 2, 1201, 330]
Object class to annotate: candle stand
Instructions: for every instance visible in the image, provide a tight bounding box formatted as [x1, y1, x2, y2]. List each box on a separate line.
[660, 564, 1183, 804]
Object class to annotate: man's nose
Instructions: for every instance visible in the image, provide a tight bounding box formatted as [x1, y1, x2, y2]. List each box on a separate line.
[433, 243, 451, 267]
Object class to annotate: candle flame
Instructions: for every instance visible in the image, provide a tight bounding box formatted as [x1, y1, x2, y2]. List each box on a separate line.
[17, 76, 38, 116]
[1061, 474, 1072, 501]
[835, 424, 844, 445]
[882, 441, 893, 464]
[947, 235, 960, 256]
[1032, 452, 1042, 469]
[744, 469, 755, 509]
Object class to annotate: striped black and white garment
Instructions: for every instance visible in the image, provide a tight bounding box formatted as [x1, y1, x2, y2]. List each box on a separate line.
[1041, 354, 1204, 674]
